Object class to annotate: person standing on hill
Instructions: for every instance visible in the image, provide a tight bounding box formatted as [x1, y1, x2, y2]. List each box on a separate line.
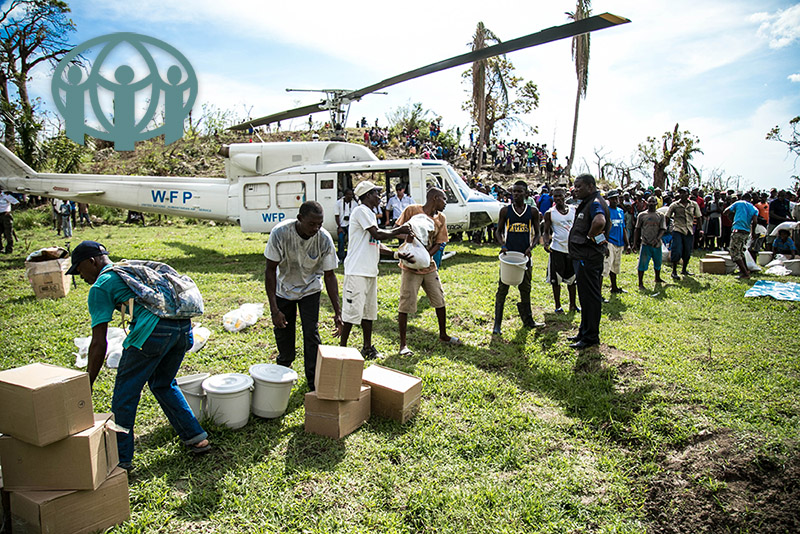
[493, 180, 543, 335]
[567, 174, 610, 350]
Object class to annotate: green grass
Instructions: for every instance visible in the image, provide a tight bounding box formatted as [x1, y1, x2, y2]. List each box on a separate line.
[1, 222, 798, 533]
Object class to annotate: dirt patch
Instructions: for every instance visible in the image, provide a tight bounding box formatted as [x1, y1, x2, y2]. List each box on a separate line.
[645, 431, 800, 533]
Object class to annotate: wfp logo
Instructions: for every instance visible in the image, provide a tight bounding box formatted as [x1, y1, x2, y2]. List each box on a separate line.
[51, 33, 197, 151]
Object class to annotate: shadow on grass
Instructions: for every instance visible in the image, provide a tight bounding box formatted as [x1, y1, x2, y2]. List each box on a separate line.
[161, 241, 265, 278]
[377, 312, 652, 442]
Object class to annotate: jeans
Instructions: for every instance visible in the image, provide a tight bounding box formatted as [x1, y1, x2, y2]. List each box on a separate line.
[670, 231, 693, 264]
[574, 258, 603, 344]
[337, 227, 349, 260]
[112, 319, 206, 465]
[274, 292, 321, 388]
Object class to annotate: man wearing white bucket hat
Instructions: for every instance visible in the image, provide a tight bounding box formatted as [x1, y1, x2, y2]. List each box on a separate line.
[340, 180, 412, 360]
[492, 180, 543, 335]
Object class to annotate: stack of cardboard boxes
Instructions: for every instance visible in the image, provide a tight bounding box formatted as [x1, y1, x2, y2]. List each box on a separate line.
[0, 363, 130, 534]
[304, 346, 423, 439]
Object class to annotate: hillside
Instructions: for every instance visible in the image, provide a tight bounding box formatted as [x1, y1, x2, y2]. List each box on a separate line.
[83, 128, 551, 193]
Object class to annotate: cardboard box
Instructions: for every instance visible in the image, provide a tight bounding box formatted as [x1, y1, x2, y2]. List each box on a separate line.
[361, 365, 422, 423]
[304, 385, 371, 439]
[700, 258, 728, 275]
[24, 259, 71, 299]
[1, 466, 10, 534]
[10, 467, 129, 534]
[0, 363, 94, 447]
[0, 414, 118, 491]
[314, 345, 364, 401]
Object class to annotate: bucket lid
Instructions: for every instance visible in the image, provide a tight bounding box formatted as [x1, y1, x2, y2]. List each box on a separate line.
[202, 373, 253, 394]
[250, 364, 298, 384]
[176, 373, 211, 387]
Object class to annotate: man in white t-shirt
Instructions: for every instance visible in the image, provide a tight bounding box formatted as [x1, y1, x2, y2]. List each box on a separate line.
[341, 181, 412, 360]
[541, 187, 578, 314]
[265, 201, 342, 390]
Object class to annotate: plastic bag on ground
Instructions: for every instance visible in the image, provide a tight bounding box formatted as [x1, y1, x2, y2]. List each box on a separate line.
[189, 324, 211, 353]
[744, 252, 761, 272]
[73, 327, 127, 368]
[223, 303, 264, 332]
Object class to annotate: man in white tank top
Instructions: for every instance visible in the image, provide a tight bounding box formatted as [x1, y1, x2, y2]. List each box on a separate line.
[541, 187, 578, 314]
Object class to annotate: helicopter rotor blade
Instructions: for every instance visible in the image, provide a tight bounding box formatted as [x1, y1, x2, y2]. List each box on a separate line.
[229, 13, 629, 132]
[229, 102, 325, 131]
[346, 13, 629, 101]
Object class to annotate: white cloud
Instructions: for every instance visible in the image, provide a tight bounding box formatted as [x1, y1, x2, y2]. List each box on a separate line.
[789, 73, 800, 82]
[750, 4, 800, 49]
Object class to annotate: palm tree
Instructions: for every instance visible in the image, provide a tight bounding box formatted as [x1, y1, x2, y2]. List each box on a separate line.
[470, 22, 501, 173]
[565, 0, 591, 180]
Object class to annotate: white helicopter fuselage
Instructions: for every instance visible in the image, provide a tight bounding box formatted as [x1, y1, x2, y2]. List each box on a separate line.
[0, 141, 502, 235]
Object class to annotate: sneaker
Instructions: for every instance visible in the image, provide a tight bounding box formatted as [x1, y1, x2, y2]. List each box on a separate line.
[361, 345, 382, 360]
[554, 307, 564, 315]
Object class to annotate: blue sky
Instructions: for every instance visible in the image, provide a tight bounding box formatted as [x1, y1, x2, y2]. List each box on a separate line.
[19, 0, 800, 189]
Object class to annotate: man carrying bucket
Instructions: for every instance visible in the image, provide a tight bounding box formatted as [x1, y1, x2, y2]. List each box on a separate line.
[265, 201, 342, 390]
[492, 180, 543, 335]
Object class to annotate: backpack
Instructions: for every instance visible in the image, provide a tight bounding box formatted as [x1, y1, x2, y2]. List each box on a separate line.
[110, 260, 204, 321]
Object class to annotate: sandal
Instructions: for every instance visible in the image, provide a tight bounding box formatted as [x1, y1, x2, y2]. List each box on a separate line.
[188, 439, 211, 454]
[440, 336, 462, 346]
[399, 346, 414, 357]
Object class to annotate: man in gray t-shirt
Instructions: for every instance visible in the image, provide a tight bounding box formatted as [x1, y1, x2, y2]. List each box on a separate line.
[265, 201, 342, 390]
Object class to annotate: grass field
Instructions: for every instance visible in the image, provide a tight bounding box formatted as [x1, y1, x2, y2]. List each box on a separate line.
[1, 220, 798, 533]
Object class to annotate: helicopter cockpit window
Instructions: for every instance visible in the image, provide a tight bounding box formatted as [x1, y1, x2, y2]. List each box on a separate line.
[243, 183, 270, 210]
[276, 181, 306, 208]
[425, 172, 458, 204]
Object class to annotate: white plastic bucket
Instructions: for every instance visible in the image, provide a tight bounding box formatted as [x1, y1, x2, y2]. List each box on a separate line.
[176, 372, 210, 420]
[784, 259, 800, 275]
[757, 251, 773, 267]
[202, 373, 254, 429]
[249, 364, 298, 418]
[499, 251, 528, 286]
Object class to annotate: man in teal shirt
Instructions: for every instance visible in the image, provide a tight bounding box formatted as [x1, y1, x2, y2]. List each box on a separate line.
[69, 241, 208, 470]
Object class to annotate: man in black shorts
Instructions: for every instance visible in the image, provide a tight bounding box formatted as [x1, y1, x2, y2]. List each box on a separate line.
[541, 187, 578, 314]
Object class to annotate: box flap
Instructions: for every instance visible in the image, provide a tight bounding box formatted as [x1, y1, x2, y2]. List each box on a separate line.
[0, 363, 87, 390]
[362, 365, 421, 393]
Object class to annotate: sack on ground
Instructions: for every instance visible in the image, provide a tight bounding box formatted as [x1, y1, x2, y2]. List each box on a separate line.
[188, 324, 211, 352]
[111, 260, 203, 319]
[223, 303, 264, 332]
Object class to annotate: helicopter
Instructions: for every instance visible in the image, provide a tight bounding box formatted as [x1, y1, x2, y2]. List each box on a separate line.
[0, 13, 629, 237]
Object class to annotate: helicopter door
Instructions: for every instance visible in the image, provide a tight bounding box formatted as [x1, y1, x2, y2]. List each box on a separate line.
[423, 169, 468, 232]
[238, 175, 314, 233]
